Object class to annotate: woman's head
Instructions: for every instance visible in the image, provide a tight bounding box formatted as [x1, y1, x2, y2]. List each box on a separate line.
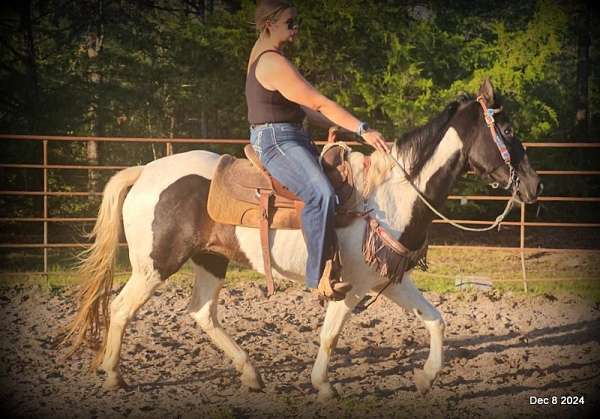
[255, 0, 299, 41]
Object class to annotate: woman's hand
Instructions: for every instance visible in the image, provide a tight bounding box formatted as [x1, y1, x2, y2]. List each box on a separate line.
[362, 130, 391, 154]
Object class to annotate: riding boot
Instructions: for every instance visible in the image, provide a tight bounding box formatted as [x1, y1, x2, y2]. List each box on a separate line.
[317, 233, 352, 300]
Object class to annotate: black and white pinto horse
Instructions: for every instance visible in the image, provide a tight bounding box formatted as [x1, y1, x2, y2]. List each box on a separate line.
[64, 80, 541, 400]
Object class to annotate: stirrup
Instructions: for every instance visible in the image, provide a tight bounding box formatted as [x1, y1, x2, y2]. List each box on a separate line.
[317, 260, 352, 301]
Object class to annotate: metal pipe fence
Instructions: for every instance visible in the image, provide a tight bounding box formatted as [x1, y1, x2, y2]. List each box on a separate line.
[1, 134, 599, 290]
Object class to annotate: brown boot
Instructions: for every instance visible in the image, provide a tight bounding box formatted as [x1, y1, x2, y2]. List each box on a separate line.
[317, 259, 352, 300]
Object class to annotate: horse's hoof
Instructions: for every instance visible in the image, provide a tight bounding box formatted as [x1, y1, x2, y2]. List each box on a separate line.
[241, 367, 264, 391]
[317, 383, 338, 402]
[413, 368, 432, 395]
[103, 374, 127, 390]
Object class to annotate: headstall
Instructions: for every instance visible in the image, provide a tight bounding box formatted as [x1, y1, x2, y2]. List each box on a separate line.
[475, 95, 520, 193]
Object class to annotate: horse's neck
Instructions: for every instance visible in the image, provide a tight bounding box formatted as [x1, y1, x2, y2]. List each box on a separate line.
[364, 127, 465, 249]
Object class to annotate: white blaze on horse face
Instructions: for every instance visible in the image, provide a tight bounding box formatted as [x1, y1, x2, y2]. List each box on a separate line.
[370, 127, 463, 237]
[122, 150, 220, 270]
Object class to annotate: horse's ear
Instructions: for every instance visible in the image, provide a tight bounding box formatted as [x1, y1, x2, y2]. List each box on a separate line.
[478, 77, 495, 106]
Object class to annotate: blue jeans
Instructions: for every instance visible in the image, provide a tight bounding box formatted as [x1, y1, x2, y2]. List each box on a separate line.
[250, 122, 336, 288]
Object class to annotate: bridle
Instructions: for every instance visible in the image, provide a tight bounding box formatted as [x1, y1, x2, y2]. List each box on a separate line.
[476, 95, 520, 194]
[366, 97, 520, 233]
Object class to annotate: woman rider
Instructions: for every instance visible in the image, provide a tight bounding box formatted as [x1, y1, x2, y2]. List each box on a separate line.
[246, 0, 390, 300]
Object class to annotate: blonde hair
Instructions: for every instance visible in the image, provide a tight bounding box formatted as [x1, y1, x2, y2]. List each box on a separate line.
[255, 0, 293, 34]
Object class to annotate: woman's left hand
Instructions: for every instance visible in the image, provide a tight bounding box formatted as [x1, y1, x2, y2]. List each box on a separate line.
[362, 130, 391, 154]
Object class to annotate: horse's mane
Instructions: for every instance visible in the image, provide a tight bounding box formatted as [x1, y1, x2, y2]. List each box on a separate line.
[363, 96, 469, 196]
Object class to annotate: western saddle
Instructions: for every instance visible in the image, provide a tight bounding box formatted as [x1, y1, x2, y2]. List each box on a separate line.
[207, 128, 359, 296]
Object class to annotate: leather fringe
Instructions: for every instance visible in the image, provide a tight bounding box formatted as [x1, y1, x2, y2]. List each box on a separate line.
[362, 219, 429, 283]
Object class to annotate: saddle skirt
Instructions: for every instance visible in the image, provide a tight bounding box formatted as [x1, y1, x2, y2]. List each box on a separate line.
[207, 152, 303, 229]
[207, 142, 357, 230]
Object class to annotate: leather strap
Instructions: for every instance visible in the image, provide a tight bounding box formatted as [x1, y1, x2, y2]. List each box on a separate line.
[365, 216, 410, 255]
[259, 190, 275, 296]
[476, 96, 511, 165]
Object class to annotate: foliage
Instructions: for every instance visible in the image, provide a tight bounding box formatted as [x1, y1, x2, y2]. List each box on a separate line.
[443, 0, 570, 138]
[0, 0, 598, 256]
[1, 0, 593, 140]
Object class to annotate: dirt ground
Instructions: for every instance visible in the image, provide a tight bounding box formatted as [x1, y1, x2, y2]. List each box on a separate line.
[0, 281, 599, 419]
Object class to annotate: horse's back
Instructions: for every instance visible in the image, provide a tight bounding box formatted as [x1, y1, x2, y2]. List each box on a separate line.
[140, 150, 220, 186]
[125, 149, 218, 203]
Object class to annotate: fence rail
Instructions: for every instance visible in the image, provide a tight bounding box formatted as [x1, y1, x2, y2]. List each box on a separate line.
[1, 134, 599, 290]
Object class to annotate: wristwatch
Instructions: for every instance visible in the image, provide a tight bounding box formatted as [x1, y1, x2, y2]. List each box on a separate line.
[356, 121, 369, 137]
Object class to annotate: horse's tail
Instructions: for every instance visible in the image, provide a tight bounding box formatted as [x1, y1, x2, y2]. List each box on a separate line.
[60, 165, 143, 366]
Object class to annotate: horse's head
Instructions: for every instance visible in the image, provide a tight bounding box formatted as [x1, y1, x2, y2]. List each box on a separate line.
[465, 79, 542, 204]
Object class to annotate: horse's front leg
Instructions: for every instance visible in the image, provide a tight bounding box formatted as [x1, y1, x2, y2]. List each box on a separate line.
[382, 274, 445, 394]
[311, 289, 365, 401]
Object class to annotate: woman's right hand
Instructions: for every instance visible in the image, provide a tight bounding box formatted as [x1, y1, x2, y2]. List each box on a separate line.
[361, 130, 391, 154]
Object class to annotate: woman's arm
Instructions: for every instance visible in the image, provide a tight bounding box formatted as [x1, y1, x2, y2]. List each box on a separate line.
[256, 53, 390, 153]
[301, 105, 334, 129]
[300, 105, 352, 132]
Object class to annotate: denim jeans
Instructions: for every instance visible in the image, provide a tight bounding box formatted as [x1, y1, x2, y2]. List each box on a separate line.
[250, 122, 336, 288]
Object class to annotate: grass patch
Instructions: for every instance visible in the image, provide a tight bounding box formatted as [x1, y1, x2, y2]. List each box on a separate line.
[223, 263, 265, 286]
[2, 248, 599, 300]
[408, 248, 600, 301]
[412, 274, 600, 302]
[494, 278, 600, 301]
[421, 248, 600, 281]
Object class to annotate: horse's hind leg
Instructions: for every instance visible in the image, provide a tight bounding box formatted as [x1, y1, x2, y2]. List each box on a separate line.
[188, 254, 264, 390]
[100, 267, 162, 389]
[382, 274, 445, 394]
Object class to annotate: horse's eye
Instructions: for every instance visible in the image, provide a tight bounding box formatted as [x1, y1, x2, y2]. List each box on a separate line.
[504, 127, 513, 136]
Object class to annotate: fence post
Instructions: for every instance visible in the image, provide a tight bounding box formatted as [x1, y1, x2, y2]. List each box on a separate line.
[43, 139, 48, 285]
[520, 201, 527, 293]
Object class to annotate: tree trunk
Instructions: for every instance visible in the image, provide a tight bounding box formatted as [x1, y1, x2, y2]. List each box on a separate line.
[573, 1, 591, 139]
[20, 0, 39, 132]
[86, 0, 104, 195]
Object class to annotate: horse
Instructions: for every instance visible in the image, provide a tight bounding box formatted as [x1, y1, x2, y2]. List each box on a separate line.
[62, 79, 541, 400]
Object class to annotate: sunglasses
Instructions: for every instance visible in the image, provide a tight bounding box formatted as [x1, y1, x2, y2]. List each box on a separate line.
[284, 17, 301, 30]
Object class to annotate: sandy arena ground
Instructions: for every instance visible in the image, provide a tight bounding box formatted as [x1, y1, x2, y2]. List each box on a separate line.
[0, 281, 598, 418]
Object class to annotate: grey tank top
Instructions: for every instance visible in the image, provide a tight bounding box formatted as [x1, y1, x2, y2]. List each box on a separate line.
[245, 49, 305, 125]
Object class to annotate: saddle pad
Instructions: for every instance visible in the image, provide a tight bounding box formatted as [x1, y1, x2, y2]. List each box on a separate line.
[207, 155, 301, 229]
